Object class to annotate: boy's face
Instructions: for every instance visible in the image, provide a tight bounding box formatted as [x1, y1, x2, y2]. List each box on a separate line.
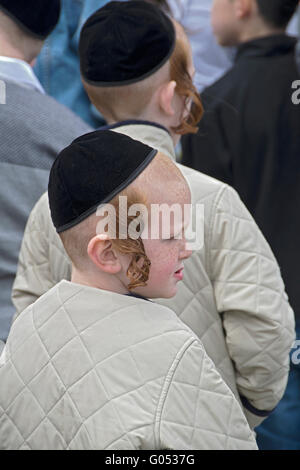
[211, 0, 239, 46]
[133, 180, 192, 299]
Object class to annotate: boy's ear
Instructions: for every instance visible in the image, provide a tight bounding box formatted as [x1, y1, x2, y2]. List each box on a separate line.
[158, 80, 177, 117]
[234, 0, 252, 19]
[87, 234, 122, 274]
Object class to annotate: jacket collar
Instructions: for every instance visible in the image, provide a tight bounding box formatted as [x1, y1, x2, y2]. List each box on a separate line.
[126, 292, 151, 302]
[235, 34, 297, 62]
[102, 120, 176, 162]
[58, 280, 151, 304]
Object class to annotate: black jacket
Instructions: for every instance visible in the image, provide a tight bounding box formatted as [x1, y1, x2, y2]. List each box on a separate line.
[182, 34, 300, 319]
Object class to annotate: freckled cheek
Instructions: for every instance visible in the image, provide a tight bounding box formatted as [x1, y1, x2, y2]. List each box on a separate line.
[151, 250, 178, 281]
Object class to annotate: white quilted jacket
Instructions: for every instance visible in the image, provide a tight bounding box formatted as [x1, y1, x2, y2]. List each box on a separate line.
[12, 123, 295, 429]
[0, 281, 257, 450]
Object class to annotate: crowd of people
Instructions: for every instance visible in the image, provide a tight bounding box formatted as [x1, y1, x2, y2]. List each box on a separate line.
[0, 0, 299, 450]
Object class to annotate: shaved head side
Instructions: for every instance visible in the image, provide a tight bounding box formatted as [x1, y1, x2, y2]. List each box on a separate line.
[134, 151, 187, 192]
[82, 61, 170, 123]
[256, 0, 299, 28]
[59, 151, 189, 288]
[59, 212, 98, 270]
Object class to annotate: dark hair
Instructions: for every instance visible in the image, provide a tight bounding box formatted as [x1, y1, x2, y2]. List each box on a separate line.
[135, 0, 171, 15]
[256, 0, 298, 28]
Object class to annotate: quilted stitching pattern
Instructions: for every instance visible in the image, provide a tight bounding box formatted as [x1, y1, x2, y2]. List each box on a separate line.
[11, 125, 295, 430]
[1, 282, 257, 449]
[209, 186, 295, 410]
[159, 341, 256, 449]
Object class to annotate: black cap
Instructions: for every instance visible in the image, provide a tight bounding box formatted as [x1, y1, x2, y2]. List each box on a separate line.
[48, 130, 158, 233]
[79, 0, 175, 87]
[0, 0, 61, 39]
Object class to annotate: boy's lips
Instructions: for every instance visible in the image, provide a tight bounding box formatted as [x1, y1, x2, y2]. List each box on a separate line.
[174, 267, 184, 281]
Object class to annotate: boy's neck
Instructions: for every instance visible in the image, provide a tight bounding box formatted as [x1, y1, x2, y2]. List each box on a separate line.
[237, 23, 285, 44]
[0, 46, 27, 63]
[71, 267, 129, 296]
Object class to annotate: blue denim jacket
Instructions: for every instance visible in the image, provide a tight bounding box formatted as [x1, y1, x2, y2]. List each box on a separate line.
[34, 0, 119, 128]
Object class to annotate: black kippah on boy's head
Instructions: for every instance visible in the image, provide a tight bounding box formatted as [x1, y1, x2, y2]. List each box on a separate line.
[48, 130, 158, 233]
[79, 0, 175, 86]
[0, 0, 61, 39]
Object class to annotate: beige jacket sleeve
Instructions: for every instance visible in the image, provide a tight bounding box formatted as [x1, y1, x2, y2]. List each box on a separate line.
[12, 192, 71, 316]
[158, 338, 257, 450]
[209, 185, 295, 428]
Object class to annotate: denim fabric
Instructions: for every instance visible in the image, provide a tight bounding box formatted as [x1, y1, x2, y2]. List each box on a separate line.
[34, 0, 123, 128]
[256, 321, 300, 450]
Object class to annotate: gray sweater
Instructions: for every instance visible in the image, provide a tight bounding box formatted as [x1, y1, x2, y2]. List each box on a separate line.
[0, 80, 91, 341]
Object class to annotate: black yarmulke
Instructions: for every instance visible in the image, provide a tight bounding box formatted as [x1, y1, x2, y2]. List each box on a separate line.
[48, 130, 157, 233]
[0, 0, 61, 39]
[79, 0, 175, 86]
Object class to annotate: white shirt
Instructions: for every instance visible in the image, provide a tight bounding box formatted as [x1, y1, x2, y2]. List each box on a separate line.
[0, 56, 44, 94]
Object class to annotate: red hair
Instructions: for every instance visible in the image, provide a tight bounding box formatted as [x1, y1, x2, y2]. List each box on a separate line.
[110, 188, 151, 290]
[170, 28, 203, 135]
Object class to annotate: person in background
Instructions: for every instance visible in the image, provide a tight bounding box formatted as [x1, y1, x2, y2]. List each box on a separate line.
[12, 1, 295, 433]
[168, 0, 235, 91]
[33, 0, 299, 128]
[33, 0, 111, 128]
[0, 0, 92, 349]
[181, 0, 300, 449]
[168, 0, 298, 92]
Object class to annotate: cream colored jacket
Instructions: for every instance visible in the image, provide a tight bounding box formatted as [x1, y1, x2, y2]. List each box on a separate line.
[12, 123, 295, 429]
[0, 281, 257, 450]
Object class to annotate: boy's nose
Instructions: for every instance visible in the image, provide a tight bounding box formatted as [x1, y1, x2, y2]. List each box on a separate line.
[180, 245, 192, 260]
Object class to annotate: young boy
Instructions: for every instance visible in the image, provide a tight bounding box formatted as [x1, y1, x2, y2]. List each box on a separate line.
[12, 1, 294, 431]
[0, 131, 257, 450]
[181, 0, 300, 449]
